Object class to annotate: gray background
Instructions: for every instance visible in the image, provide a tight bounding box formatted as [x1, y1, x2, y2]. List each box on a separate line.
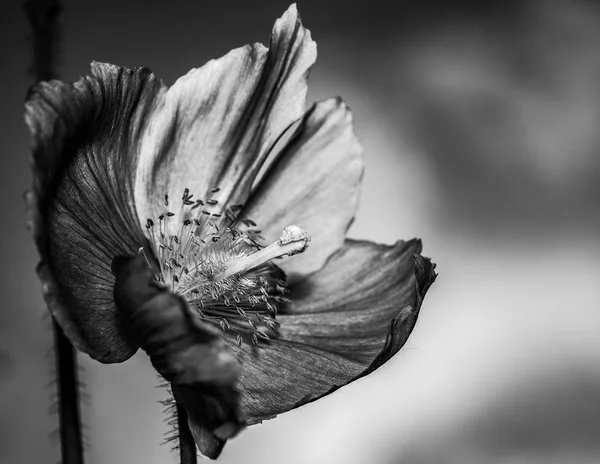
[1, 0, 599, 463]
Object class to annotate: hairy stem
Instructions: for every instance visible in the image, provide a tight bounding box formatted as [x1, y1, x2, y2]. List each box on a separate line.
[177, 403, 198, 464]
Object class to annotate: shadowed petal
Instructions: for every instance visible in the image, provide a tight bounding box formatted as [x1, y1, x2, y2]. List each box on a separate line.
[25, 62, 164, 362]
[241, 98, 364, 278]
[227, 240, 436, 423]
[134, 4, 316, 231]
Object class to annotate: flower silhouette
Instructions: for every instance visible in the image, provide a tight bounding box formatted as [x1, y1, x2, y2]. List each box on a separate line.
[25, 4, 436, 459]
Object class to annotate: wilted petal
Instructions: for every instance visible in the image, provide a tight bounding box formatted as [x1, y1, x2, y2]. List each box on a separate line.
[242, 98, 364, 278]
[25, 63, 163, 362]
[134, 4, 316, 229]
[228, 239, 436, 423]
[112, 256, 244, 459]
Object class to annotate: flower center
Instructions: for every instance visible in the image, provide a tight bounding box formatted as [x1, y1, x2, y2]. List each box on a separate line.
[140, 188, 310, 345]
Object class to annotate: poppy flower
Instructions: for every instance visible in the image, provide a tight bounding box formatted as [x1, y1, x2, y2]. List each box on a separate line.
[25, 3, 436, 459]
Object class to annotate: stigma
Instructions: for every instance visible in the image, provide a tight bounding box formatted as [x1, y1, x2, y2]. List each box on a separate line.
[139, 188, 310, 345]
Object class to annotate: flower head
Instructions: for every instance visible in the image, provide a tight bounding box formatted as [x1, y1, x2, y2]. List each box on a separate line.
[25, 4, 436, 459]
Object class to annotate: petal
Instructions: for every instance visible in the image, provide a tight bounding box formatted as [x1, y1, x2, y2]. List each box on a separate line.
[25, 62, 164, 362]
[240, 98, 364, 278]
[227, 239, 436, 423]
[134, 4, 316, 230]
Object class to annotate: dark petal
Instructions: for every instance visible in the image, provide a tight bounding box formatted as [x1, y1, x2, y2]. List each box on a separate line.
[134, 4, 316, 227]
[25, 62, 164, 362]
[225, 239, 436, 424]
[242, 98, 364, 278]
[112, 256, 244, 459]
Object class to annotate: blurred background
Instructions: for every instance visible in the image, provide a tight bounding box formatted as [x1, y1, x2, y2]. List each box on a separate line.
[1, 0, 599, 463]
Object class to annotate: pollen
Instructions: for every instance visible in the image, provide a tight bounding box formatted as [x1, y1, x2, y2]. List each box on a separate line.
[139, 188, 309, 345]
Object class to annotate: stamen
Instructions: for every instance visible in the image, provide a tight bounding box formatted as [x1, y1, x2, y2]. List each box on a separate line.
[214, 225, 310, 281]
[138, 247, 155, 276]
[141, 190, 301, 345]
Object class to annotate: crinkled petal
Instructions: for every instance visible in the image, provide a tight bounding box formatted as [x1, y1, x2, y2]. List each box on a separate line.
[25, 62, 164, 362]
[241, 98, 364, 278]
[227, 239, 436, 423]
[134, 4, 316, 232]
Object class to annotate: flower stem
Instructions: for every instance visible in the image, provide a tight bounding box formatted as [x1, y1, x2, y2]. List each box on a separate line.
[53, 320, 85, 464]
[177, 403, 198, 464]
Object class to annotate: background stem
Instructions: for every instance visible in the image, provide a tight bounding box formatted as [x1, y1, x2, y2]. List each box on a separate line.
[24, 0, 62, 80]
[24, 1, 84, 463]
